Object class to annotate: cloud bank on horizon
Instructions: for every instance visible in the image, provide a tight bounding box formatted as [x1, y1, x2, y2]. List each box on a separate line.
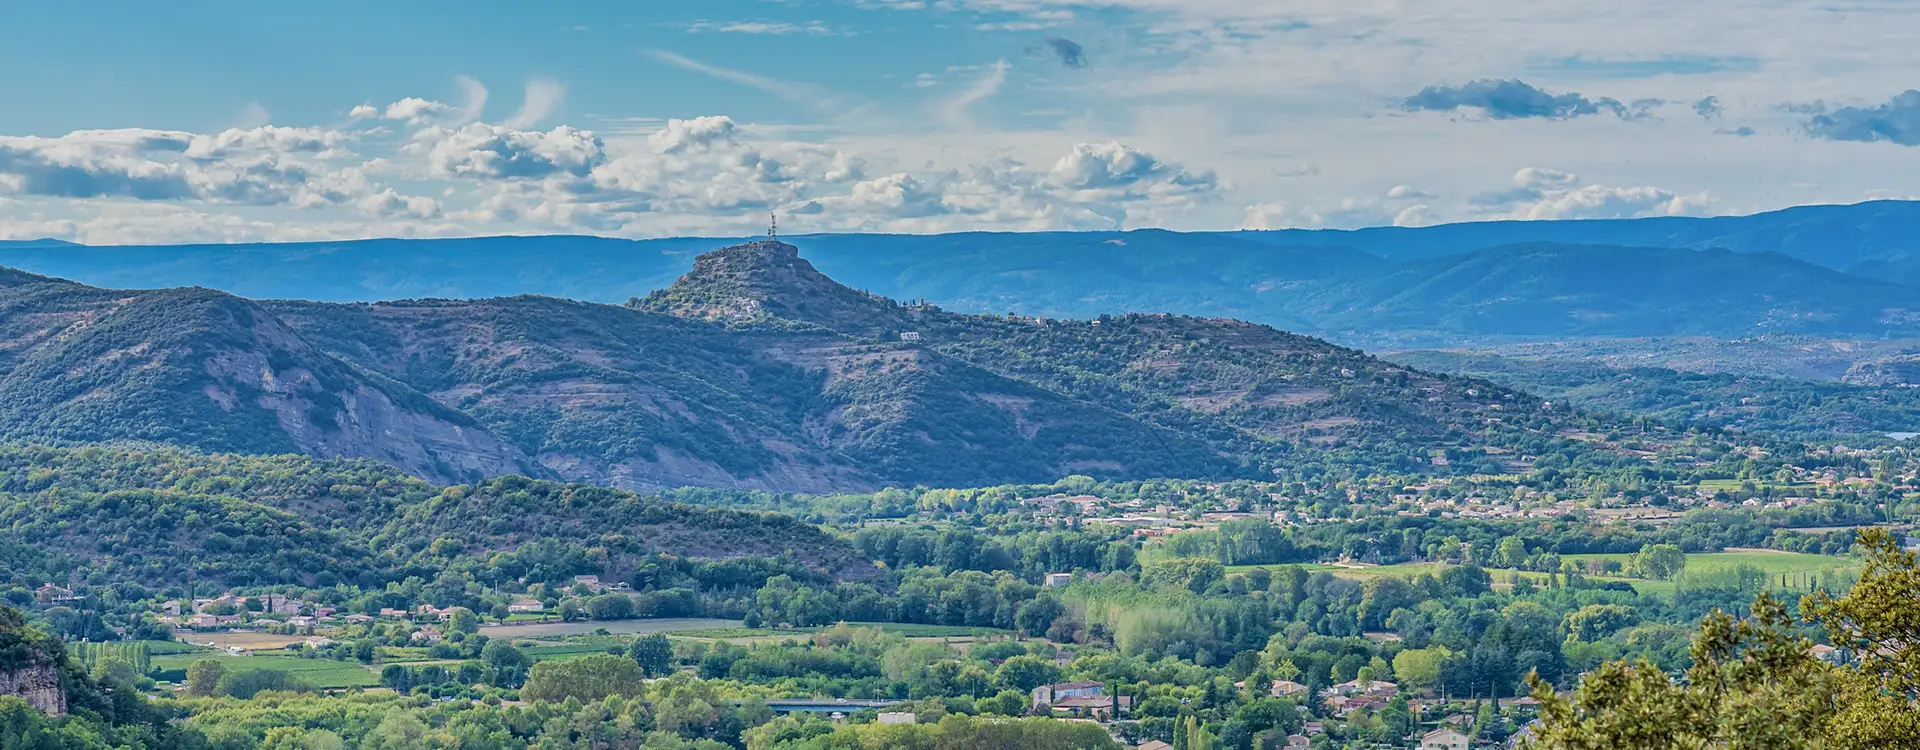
[0, 0, 1918, 244]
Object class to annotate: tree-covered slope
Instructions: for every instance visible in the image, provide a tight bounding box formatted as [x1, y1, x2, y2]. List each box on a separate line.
[0, 445, 877, 589]
[633, 241, 1616, 478]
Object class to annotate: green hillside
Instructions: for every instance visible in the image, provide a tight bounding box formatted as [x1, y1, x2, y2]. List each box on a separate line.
[0, 445, 876, 590]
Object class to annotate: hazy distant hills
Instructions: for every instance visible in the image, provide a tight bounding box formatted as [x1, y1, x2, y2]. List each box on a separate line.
[1391, 349, 1920, 438]
[0, 240, 1596, 492]
[1292, 244, 1920, 338]
[1241, 199, 1920, 270]
[5, 200, 1920, 341]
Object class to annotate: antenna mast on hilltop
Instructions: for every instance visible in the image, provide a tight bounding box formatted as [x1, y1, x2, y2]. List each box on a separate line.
[768, 211, 778, 241]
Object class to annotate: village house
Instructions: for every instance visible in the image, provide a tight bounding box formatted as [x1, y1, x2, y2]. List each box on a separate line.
[1030, 680, 1107, 713]
[35, 584, 81, 604]
[1270, 680, 1310, 698]
[1051, 693, 1130, 721]
[573, 575, 605, 593]
[1043, 573, 1074, 587]
[414, 625, 444, 644]
[877, 712, 916, 725]
[1328, 678, 1398, 699]
[1286, 736, 1310, 749]
[508, 598, 545, 614]
[1134, 741, 1173, 750]
[1419, 727, 1471, 750]
[267, 597, 307, 615]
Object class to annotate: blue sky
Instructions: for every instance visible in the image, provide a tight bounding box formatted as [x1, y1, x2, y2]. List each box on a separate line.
[2, 0, 1919, 243]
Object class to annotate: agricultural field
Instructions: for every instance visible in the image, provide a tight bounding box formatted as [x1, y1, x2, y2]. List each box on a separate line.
[671, 622, 1011, 640]
[150, 652, 382, 689]
[477, 617, 740, 639]
[518, 642, 627, 661]
[1222, 552, 1857, 596]
[1693, 479, 1816, 492]
[1563, 550, 1857, 578]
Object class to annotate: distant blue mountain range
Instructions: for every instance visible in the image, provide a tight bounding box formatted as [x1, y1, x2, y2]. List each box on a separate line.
[6, 200, 1920, 342]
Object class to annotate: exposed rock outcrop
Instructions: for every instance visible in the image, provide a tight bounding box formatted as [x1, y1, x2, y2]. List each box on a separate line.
[0, 664, 66, 716]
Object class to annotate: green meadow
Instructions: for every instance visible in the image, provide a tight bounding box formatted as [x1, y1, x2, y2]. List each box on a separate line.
[150, 653, 382, 689]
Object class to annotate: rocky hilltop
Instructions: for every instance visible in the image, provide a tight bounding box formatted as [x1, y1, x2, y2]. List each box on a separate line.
[0, 240, 1599, 490]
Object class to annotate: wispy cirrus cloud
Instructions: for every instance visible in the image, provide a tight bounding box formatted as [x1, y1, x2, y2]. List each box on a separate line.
[678, 19, 848, 36]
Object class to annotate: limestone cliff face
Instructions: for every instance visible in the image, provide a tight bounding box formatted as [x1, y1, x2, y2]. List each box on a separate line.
[0, 664, 66, 716]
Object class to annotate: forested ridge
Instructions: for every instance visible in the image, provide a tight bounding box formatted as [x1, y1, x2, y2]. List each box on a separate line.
[0, 240, 1656, 493]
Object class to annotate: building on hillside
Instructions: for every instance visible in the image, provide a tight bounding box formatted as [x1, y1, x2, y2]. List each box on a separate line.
[1286, 736, 1310, 749]
[1330, 678, 1398, 698]
[1044, 572, 1074, 587]
[1330, 694, 1388, 716]
[876, 712, 915, 725]
[1031, 680, 1110, 714]
[1052, 693, 1131, 721]
[1136, 741, 1173, 750]
[35, 584, 81, 604]
[1270, 680, 1310, 698]
[509, 598, 545, 613]
[1419, 728, 1470, 750]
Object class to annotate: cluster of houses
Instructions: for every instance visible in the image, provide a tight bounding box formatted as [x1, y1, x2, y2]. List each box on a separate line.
[150, 591, 551, 637]
[1112, 677, 1546, 750]
[156, 593, 330, 629]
